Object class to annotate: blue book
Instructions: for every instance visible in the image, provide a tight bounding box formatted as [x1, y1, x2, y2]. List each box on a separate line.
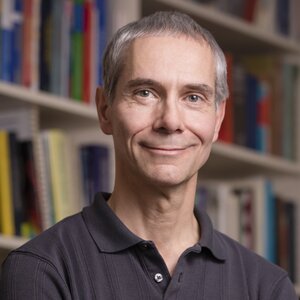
[0, 0, 14, 82]
[80, 144, 110, 205]
[11, 0, 23, 84]
[255, 81, 269, 153]
[245, 73, 258, 150]
[96, 0, 107, 85]
[276, 0, 289, 36]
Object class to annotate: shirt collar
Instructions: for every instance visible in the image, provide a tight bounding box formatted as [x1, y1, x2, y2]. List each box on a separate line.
[82, 192, 143, 252]
[82, 192, 226, 261]
[194, 204, 227, 261]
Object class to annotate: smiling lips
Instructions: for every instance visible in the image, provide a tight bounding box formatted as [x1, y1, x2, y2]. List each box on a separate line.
[140, 142, 192, 155]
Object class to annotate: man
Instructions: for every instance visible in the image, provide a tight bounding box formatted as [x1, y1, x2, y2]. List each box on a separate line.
[0, 11, 297, 299]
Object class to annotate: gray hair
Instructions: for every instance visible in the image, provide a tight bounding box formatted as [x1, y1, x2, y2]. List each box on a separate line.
[102, 11, 229, 104]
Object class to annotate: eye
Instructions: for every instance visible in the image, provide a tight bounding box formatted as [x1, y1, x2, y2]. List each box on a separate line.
[136, 89, 153, 98]
[187, 94, 202, 102]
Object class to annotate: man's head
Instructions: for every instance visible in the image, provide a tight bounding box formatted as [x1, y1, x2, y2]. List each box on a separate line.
[96, 11, 227, 189]
[102, 11, 229, 105]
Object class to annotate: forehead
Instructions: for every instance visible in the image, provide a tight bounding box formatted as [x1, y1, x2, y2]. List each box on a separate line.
[119, 34, 215, 87]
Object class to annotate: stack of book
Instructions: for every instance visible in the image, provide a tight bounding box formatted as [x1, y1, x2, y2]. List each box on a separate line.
[0, 0, 107, 103]
[193, 0, 300, 40]
[196, 177, 298, 283]
[0, 109, 110, 237]
[219, 54, 299, 160]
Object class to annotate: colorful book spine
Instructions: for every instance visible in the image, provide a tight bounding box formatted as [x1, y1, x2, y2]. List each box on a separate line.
[11, 0, 23, 84]
[82, 0, 92, 103]
[219, 53, 234, 143]
[80, 144, 110, 205]
[59, 0, 73, 98]
[47, 130, 72, 222]
[39, 0, 52, 92]
[96, 0, 106, 85]
[20, 140, 43, 236]
[21, 0, 33, 87]
[50, 0, 64, 95]
[9, 132, 25, 236]
[70, 0, 84, 101]
[0, 0, 14, 82]
[0, 131, 15, 235]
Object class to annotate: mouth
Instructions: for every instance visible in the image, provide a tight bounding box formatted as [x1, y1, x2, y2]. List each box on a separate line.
[140, 143, 189, 155]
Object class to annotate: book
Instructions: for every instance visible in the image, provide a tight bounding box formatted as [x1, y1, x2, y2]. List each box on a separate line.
[282, 62, 298, 160]
[243, 0, 258, 22]
[19, 140, 43, 236]
[245, 73, 258, 150]
[42, 130, 79, 223]
[58, 0, 73, 97]
[0, 0, 14, 82]
[253, 0, 276, 34]
[289, 0, 300, 41]
[0, 108, 44, 234]
[39, 0, 53, 92]
[80, 144, 110, 205]
[11, 0, 23, 84]
[21, 0, 33, 87]
[95, 0, 107, 86]
[50, 0, 66, 96]
[83, 0, 93, 104]
[196, 181, 240, 242]
[0, 130, 15, 235]
[70, 0, 84, 101]
[197, 177, 280, 261]
[218, 53, 234, 143]
[276, 197, 297, 282]
[8, 132, 25, 236]
[276, 0, 289, 36]
[232, 61, 247, 147]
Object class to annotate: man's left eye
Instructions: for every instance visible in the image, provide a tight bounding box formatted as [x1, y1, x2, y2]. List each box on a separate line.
[187, 95, 201, 102]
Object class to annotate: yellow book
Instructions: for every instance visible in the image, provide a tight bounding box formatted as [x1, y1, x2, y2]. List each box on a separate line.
[47, 130, 74, 222]
[0, 131, 15, 235]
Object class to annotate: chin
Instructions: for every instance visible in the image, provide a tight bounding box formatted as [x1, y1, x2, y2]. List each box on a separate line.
[143, 167, 196, 188]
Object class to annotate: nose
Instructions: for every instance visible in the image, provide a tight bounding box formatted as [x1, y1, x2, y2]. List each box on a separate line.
[153, 99, 184, 134]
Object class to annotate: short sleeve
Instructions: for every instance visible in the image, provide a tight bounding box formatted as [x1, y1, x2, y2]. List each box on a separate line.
[268, 275, 298, 300]
[0, 251, 72, 300]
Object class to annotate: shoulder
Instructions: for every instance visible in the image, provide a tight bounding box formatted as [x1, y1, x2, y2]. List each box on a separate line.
[0, 214, 87, 299]
[5, 212, 89, 275]
[214, 230, 297, 299]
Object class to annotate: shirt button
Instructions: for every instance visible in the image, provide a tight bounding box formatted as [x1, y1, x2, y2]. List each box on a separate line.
[154, 273, 163, 283]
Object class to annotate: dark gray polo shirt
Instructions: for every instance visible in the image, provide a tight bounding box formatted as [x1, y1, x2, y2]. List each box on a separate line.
[0, 193, 297, 299]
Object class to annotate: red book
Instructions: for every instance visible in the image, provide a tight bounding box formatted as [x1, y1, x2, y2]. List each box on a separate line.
[244, 0, 258, 22]
[219, 53, 234, 143]
[83, 0, 93, 103]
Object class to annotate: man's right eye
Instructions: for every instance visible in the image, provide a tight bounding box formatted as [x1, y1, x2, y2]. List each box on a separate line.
[136, 89, 152, 97]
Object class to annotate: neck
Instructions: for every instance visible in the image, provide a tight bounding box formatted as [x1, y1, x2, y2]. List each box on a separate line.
[108, 174, 200, 274]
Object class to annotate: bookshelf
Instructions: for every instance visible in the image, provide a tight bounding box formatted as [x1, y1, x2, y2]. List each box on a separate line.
[0, 0, 299, 295]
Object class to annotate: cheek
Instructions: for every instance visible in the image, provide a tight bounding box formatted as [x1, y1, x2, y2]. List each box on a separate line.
[187, 113, 218, 142]
[112, 106, 150, 143]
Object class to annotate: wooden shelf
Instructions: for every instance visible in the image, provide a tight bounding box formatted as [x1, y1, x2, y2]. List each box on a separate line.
[201, 142, 300, 178]
[0, 82, 98, 121]
[0, 82, 99, 129]
[0, 235, 28, 250]
[141, 0, 300, 53]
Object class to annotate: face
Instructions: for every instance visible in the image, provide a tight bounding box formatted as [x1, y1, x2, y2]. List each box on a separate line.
[97, 35, 225, 188]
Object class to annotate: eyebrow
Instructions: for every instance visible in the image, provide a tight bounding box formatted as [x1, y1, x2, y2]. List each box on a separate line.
[125, 78, 163, 90]
[125, 77, 214, 98]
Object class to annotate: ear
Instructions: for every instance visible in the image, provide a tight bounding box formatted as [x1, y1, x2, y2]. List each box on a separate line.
[95, 87, 113, 135]
[213, 100, 226, 142]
